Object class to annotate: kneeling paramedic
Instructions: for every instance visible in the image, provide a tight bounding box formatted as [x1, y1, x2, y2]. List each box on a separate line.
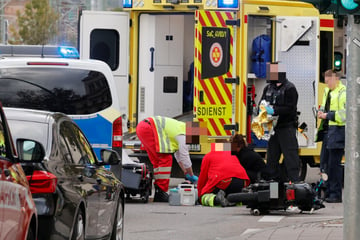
[136, 116, 198, 202]
[197, 145, 250, 207]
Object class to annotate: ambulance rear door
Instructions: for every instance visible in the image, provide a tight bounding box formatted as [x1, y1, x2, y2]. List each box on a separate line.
[79, 10, 129, 131]
[275, 16, 319, 148]
[194, 10, 237, 137]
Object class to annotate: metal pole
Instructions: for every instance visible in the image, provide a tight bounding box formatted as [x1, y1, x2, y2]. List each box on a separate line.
[343, 15, 360, 240]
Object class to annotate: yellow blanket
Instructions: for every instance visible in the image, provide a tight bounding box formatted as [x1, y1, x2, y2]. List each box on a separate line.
[251, 105, 273, 140]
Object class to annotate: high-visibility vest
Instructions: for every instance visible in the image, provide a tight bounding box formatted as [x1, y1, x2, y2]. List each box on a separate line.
[320, 82, 346, 126]
[151, 116, 185, 153]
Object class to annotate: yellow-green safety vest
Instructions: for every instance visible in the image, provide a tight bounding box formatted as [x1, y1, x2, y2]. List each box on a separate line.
[320, 81, 346, 126]
[151, 116, 185, 153]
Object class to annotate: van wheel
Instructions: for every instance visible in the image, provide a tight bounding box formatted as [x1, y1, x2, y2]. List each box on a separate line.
[72, 209, 85, 240]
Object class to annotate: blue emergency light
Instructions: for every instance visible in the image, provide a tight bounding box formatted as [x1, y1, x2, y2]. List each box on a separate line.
[218, 0, 239, 8]
[58, 46, 79, 59]
[123, 0, 132, 8]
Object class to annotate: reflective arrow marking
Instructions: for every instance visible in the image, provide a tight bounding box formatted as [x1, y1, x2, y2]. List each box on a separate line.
[353, 38, 360, 48]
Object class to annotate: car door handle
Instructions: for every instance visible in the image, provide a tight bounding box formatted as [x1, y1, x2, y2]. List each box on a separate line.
[77, 175, 84, 181]
[96, 178, 102, 184]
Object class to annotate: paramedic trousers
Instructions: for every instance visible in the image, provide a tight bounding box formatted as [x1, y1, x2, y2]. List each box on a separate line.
[136, 120, 173, 192]
[266, 126, 300, 182]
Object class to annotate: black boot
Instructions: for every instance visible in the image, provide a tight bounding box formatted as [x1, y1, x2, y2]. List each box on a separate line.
[154, 185, 169, 202]
[214, 190, 230, 207]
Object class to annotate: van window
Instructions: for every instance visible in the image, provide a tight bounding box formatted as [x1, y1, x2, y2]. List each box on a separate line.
[90, 29, 119, 71]
[0, 68, 112, 114]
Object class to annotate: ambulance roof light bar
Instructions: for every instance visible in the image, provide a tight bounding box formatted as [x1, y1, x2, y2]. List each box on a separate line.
[218, 0, 239, 9]
[123, 0, 132, 8]
[122, 0, 238, 10]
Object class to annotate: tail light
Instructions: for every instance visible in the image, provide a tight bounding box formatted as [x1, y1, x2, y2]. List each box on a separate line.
[27, 170, 57, 194]
[286, 189, 296, 201]
[112, 116, 123, 148]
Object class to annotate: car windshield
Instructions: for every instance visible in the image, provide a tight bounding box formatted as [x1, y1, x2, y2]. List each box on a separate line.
[0, 68, 112, 115]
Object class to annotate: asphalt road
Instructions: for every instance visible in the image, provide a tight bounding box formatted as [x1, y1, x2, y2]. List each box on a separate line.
[123, 166, 344, 240]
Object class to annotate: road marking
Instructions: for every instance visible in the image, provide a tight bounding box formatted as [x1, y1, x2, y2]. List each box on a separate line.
[258, 216, 284, 222]
[287, 216, 342, 220]
[241, 228, 262, 236]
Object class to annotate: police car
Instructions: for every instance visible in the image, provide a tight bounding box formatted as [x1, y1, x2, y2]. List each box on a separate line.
[0, 45, 123, 178]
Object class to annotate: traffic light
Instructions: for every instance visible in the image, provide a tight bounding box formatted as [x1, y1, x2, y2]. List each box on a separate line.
[301, 0, 360, 16]
[337, 0, 360, 15]
[334, 51, 343, 71]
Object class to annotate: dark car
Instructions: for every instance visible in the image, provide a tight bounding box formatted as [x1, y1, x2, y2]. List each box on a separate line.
[0, 103, 39, 240]
[4, 108, 125, 240]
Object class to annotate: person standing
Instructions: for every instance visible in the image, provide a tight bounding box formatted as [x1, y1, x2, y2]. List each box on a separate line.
[317, 69, 346, 203]
[197, 149, 250, 207]
[136, 116, 198, 202]
[260, 62, 300, 182]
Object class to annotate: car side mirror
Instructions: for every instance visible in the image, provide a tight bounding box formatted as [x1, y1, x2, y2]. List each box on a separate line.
[100, 149, 121, 165]
[16, 138, 45, 163]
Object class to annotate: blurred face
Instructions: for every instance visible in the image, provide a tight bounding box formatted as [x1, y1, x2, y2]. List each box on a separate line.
[325, 72, 338, 90]
[266, 63, 286, 84]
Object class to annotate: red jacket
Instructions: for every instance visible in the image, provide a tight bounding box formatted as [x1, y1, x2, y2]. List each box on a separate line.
[197, 151, 250, 200]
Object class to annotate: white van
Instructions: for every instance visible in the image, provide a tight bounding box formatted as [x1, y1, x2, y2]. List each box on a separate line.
[0, 57, 124, 164]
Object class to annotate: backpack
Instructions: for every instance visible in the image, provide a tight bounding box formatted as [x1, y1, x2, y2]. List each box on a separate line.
[251, 35, 271, 78]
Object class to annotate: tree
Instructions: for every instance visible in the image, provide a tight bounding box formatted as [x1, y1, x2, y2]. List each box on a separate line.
[9, 0, 59, 45]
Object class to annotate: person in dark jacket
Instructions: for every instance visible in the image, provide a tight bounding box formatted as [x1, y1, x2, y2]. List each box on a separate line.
[197, 149, 250, 207]
[260, 62, 300, 182]
[230, 134, 268, 183]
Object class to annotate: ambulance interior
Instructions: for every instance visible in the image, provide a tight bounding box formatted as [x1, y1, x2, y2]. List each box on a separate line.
[246, 15, 273, 148]
[137, 13, 195, 122]
[246, 14, 327, 149]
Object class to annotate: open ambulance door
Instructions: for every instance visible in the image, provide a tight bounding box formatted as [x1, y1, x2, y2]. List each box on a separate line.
[274, 16, 319, 148]
[78, 10, 129, 132]
[193, 10, 237, 138]
[137, 14, 187, 121]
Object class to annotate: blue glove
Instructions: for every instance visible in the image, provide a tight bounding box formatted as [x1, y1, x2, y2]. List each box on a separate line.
[265, 106, 274, 115]
[185, 174, 198, 183]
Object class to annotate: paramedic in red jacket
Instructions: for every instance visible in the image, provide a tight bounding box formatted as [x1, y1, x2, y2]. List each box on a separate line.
[136, 116, 197, 202]
[197, 149, 250, 207]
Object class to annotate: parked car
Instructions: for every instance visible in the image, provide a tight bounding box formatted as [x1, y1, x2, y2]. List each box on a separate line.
[0, 102, 39, 240]
[4, 107, 125, 240]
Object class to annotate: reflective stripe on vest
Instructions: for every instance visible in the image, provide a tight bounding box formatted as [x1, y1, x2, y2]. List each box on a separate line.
[154, 117, 172, 153]
[152, 116, 185, 153]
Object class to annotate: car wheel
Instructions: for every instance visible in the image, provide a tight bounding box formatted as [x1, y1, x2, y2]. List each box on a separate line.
[72, 209, 85, 240]
[111, 198, 124, 240]
[26, 226, 35, 240]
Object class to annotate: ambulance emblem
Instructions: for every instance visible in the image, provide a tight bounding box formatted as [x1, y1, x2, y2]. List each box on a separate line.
[209, 42, 223, 67]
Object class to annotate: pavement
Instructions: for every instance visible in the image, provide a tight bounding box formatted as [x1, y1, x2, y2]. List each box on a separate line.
[239, 215, 343, 240]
